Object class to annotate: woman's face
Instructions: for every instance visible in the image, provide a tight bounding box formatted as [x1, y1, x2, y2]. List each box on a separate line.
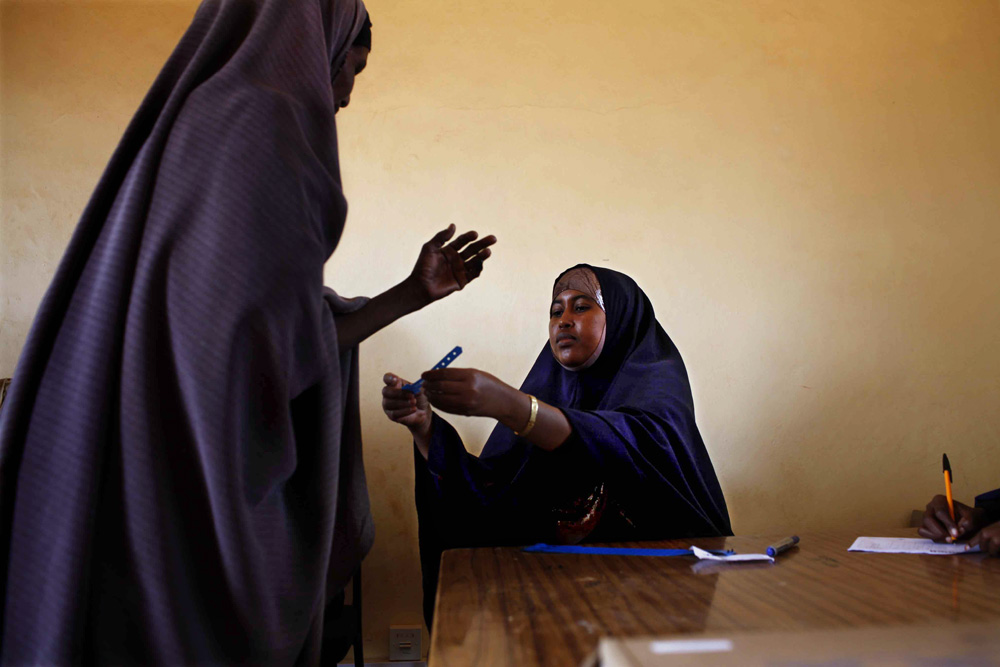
[549, 290, 607, 369]
[333, 45, 370, 113]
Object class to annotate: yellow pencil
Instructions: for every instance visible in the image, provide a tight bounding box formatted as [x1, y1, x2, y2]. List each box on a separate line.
[943, 453, 955, 523]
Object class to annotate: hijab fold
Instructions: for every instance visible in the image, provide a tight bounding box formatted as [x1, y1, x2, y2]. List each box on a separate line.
[0, 0, 371, 662]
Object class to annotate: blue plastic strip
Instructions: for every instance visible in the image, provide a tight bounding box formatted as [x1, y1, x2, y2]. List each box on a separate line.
[403, 346, 463, 394]
[523, 543, 733, 557]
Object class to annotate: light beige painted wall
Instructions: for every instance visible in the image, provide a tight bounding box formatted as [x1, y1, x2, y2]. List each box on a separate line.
[3, 0, 999, 660]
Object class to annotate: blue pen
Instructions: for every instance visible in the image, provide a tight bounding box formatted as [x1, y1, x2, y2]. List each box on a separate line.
[402, 346, 463, 394]
[766, 535, 800, 557]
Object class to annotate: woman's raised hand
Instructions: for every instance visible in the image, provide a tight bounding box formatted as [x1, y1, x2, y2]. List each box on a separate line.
[408, 225, 496, 305]
[382, 373, 432, 435]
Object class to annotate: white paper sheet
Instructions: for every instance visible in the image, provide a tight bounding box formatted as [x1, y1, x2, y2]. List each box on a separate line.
[848, 537, 981, 555]
[690, 546, 774, 563]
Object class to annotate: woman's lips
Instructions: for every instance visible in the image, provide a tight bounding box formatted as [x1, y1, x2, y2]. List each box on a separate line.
[556, 334, 577, 348]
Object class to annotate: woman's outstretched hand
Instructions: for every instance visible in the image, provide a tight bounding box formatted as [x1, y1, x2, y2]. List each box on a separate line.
[407, 225, 496, 306]
[421, 367, 574, 452]
[420, 368, 514, 419]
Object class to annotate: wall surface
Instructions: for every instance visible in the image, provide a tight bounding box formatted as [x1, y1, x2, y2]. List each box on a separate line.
[2, 0, 999, 661]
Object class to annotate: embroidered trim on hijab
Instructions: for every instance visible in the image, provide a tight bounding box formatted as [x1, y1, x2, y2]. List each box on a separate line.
[353, 13, 372, 50]
[553, 267, 605, 311]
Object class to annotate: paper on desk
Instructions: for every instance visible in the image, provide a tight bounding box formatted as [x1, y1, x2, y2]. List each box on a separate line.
[690, 546, 774, 563]
[848, 537, 981, 555]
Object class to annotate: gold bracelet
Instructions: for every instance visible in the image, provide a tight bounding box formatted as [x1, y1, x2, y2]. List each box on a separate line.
[515, 395, 538, 437]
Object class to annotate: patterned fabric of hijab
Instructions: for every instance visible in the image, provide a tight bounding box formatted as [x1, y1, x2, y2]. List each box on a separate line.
[0, 0, 371, 663]
[414, 264, 731, 625]
[553, 266, 605, 310]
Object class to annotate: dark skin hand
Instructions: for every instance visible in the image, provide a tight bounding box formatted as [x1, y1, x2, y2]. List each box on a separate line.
[382, 369, 573, 459]
[381, 289, 609, 458]
[968, 521, 1000, 556]
[918, 494, 988, 543]
[381, 374, 433, 459]
[335, 225, 496, 350]
[330, 48, 498, 347]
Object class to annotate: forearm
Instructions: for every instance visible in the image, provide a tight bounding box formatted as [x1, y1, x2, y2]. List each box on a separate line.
[335, 278, 427, 349]
[411, 417, 434, 461]
[492, 387, 572, 452]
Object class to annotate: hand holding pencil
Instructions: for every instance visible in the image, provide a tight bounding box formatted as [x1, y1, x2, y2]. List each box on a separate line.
[918, 495, 986, 543]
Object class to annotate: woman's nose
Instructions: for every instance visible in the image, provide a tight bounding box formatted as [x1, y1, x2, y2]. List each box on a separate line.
[558, 317, 573, 328]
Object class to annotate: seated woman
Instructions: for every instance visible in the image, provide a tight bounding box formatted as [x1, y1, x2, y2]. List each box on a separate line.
[919, 490, 1000, 555]
[381, 265, 731, 624]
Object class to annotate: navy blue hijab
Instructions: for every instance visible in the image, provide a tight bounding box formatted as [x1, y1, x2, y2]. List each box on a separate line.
[0, 0, 372, 663]
[416, 265, 731, 624]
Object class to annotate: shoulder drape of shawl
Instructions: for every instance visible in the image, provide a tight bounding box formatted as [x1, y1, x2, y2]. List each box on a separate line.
[976, 489, 1000, 526]
[414, 265, 731, 625]
[0, 0, 372, 663]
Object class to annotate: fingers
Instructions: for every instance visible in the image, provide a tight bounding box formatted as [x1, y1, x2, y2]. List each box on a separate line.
[458, 236, 497, 261]
[424, 392, 472, 417]
[924, 496, 958, 541]
[957, 504, 986, 536]
[383, 393, 419, 422]
[919, 513, 949, 542]
[428, 224, 457, 247]
[421, 368, 472, 410]
[919, 526, 946, 541]
[987, 534, 1000, 557]
[968, 525, 1000, 556]
[934, 508, 959, 540]
[421, 368, 469, 382]
[385, 405, 420, 421]
[464, 251, 489, 281]
[446, 230, 479, 251]
[382, 374, 417, 413]
[442, 246, 468, 289]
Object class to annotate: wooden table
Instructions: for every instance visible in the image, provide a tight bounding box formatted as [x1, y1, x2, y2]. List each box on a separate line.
[428, 531, 1000, 666]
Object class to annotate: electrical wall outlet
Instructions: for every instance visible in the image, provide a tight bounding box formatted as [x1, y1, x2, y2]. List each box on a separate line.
[388, 624, 421, 661]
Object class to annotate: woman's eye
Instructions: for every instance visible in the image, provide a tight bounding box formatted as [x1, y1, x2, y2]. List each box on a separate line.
[575, 304, 589, 312]
[550, 310, 562, 318]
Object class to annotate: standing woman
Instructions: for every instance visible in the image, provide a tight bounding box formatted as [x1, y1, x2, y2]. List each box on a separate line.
[0, 0, 493, 663]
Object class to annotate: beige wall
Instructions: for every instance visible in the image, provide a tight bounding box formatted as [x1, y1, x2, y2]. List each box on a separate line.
[3, 0, 999, 660]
